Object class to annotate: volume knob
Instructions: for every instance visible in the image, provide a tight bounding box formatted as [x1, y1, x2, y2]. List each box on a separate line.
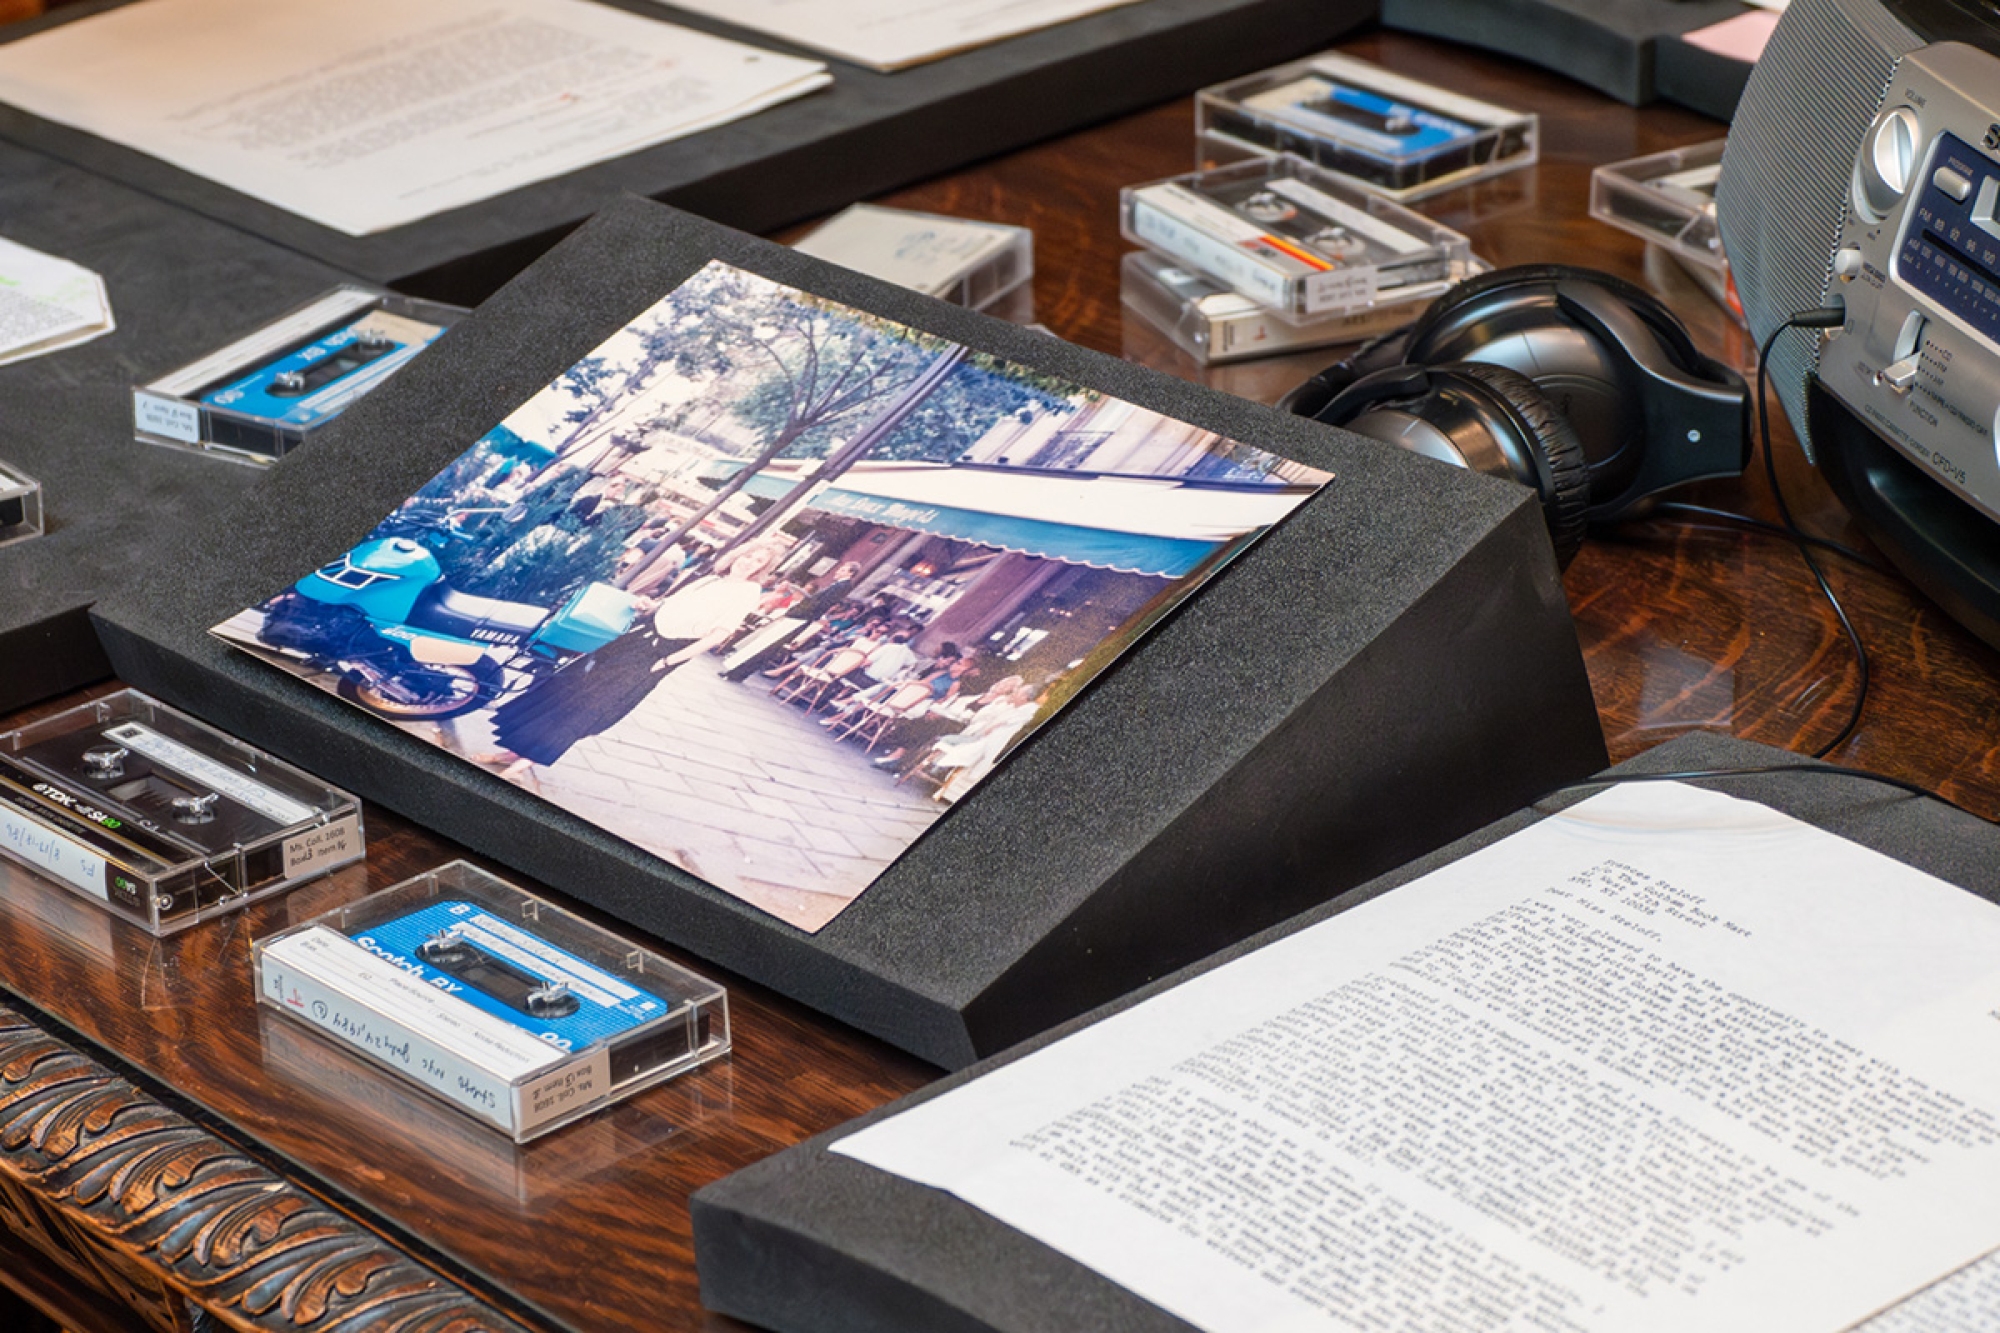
[1857, 106, 1922, 219]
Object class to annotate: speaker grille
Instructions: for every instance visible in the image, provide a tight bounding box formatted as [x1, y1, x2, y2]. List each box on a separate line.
[1717, 0, 1919, 457]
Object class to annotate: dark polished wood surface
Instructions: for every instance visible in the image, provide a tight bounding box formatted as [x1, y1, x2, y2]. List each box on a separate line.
[3, 25, 2000, 1333]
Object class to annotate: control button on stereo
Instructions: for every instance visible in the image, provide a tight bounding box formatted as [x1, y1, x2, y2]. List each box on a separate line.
[1858, 106, 1922, 218]
[1878, 309, 1928, 395]
[1935, 165, 1974, 202]
[1893, 309, 1927, 363]
[1833, 246, 1865, 280]
[1976, 178, 2000, 243]
[1882, 358, 1920, 393]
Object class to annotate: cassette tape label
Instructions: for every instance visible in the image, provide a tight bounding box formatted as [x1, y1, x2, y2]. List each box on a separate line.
[521, 1056, 611, 1135]
[282, 813, 361, 879]
[262, 923, 612, 1136]
[0, 797, 107, 900]
[449, 908, 653, 1009]
[102, 721, 318, 825]
[132, 392, 201, 445]
[1306, 266, 1377, 312]
[359, 900, 668, 1046]
[1267, 178, 1430, 254]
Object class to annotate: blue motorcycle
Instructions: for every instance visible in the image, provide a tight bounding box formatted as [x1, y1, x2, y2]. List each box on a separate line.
[255, 529, 637, 721]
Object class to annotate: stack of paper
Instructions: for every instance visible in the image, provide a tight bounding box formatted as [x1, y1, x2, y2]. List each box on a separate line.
[838, 783, 2000, 1332]
[0, 236, 112, 366]
[0, 0, 831, 237]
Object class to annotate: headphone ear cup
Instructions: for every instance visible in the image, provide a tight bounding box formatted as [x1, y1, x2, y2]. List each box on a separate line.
[1275, 326, 1416, 419]
[1307, 360, 1592, 567]
[1442, 362, 1589, 566]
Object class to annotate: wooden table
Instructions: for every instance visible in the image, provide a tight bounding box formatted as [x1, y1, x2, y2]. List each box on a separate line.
[2, 27, 1998, 1333]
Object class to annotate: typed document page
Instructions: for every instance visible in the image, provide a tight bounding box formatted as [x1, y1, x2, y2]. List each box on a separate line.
[0, 0, 829, 236]
[0, 235, 111, 365]
[836, 784, 2000, 1332]
[654, 0, 1148, 71]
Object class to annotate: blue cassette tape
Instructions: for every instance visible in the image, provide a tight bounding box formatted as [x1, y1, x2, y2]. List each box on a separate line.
[254, 861, 729, 1141]
[135, 286, 464, 465]
[1198, 52, 1538, 201]
[199, 310, 437, 428]
[354, 899, 671, 1050]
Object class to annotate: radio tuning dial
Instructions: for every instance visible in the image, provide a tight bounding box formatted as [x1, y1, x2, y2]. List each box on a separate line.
[1858, 106, 1922, 218]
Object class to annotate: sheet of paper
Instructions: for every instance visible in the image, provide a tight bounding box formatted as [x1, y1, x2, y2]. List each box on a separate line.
[655, 0, 1147, 71]
[1683, 9, 1782, 61]
[837, 783, 2000, 1333]
[0, 0, 830, 237]
[0, 235, 112, 366]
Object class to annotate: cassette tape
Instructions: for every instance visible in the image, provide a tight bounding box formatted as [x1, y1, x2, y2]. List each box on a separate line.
[134, 286, 465, 465]
[0, 461, 42, 548]
[1121, 155, 1475, 323]
[792, 203, 1033, 311]
[1589, 139, 1727, 276]
[1120, 249, 1479, 364]
[0, 690, 363, 934]
[1197, 52, 1537, 201]
[254, 861, 729, 1141]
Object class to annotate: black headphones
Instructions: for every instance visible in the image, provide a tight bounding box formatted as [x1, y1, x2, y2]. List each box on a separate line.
[1280, 264, 1750, 565]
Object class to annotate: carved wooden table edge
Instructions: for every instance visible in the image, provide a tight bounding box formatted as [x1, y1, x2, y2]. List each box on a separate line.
[0, 1000, 538, 1333]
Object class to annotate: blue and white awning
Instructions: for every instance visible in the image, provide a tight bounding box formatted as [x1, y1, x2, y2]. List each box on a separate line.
[707, 460, 1318, 578]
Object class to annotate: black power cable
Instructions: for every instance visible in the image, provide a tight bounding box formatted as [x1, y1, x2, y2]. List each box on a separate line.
[1755, 307, 1866, 760]
[1646, 501, 1889, 574]
[1533, 304, 1998, 824]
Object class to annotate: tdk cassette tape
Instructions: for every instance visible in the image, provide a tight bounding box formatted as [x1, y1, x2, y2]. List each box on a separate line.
[0, 690, 363, 934]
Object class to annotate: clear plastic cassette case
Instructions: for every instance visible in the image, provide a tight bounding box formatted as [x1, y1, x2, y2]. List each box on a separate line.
[134, 286, 465, 465]
[1121, 154, 1475, 323]
[1197, 52, 1537, 201]
[0, 690, 364, 934]
[0, 461, 43, 547]
[1589, 139, 1728, 275]
[1120, 249, 1475, 364]
[792, 204, 1033, 310]
[254, 861, 730, 1142]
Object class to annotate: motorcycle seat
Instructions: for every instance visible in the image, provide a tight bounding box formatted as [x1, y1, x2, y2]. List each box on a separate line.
[411, 584, 548, 642]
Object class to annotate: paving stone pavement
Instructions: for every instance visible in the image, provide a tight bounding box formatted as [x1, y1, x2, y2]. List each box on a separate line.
[445, 658, 943, 931]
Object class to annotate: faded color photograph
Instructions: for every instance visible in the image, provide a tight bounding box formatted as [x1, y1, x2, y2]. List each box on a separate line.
[216, 261, 1329, 931]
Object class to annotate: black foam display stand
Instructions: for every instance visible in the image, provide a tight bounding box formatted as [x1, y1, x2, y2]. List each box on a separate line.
[1655, 28, 1756, 123]
[691, 732, 2000, 1333]
[92, 195, 1606, 1069]
[0, 0, 1373, 305]
[1382, 0, 1745, 104]
[0, 140, 349, 715]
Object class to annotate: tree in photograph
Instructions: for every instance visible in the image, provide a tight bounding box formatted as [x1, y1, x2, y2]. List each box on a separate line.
[616, 271, 959, 590]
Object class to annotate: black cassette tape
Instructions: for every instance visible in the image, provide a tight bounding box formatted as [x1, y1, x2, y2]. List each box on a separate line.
[0, 690, 363, 934]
